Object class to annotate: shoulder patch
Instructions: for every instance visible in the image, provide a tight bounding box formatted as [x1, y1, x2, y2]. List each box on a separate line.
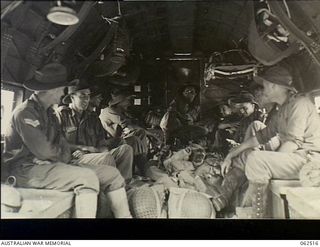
[24, 118, 40, 128]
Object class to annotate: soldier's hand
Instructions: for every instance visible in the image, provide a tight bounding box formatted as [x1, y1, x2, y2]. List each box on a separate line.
[226, 139, 240, 148]
[33, 158, 52, 165]
[72, 150, 85, 159]
[221, 157, 232, 177]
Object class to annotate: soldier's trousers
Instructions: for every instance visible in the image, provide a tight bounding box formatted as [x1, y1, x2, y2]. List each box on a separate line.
[123, 129, 149, 155]
[76, 144, 133, 180]
[11, 155, 127, 195]
[11, 162, 100, 194]
[232, 149, 320, 183]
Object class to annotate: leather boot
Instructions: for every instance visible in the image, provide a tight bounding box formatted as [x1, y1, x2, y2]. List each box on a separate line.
[107, 188, 132, 218]
[210, 167, 247, 212]
[250, 182, 270, 219]
[75, 191, 98, 218]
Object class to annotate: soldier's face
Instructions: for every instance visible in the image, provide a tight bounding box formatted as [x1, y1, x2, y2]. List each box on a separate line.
[182, 87, 196, 102]
[254, 88, 268, 107]
[239, 102, 255, 117]
[262, 81, 276, 102]
[220, 105, 232, 117]
[71, 89, 91, 111]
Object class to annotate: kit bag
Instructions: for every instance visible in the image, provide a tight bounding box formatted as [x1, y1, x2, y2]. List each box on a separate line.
[129, 185, 216, 218]
[89, 18, 130, 77]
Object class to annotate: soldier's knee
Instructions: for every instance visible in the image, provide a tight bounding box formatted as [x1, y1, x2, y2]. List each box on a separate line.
[245, 151, 259, 168]
[100, 152, 116, 166]
[121, 143, 133, 152]
[74, 168, 100, 193]
[120, 144, 133, 156]
[98, 166, 125, 192]
[244, 151, 265, 180]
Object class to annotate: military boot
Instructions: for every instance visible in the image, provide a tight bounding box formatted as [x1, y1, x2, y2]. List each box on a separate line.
[133, 154, 149, 176]
[209, 167, 247, 212]
[250, 182, 270, 219]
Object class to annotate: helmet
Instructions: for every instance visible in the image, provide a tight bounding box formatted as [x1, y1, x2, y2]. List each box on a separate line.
[168, 187, 216, 219]
[129, 184, 167, 218]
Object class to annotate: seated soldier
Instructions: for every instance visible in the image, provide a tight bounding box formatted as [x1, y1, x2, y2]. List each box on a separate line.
[211, 65, 320, 218]
[2, 63, 131, 218]
[87, 85, 104, 115]
[56, 81, 133, 181]
[229, 92, 264, 144]
[243, 85, 280, 151]
[212, 101, 242, 155]
[144, 108, 165, 154]
[87, 86, 126, 150]
[160, 84, 208, 146]
[99, 90, 149, 175]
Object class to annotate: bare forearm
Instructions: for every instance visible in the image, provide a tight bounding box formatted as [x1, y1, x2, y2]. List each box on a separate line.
[227, 136, 260, 159]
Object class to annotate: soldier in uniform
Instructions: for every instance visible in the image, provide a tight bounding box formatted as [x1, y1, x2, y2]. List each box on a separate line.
[211, 65, 320, 218]
[99, 91, 149, 175]
[56, 81, 133, 181]
[2, 63, 132, 218]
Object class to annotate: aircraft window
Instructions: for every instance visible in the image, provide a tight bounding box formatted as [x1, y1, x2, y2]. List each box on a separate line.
[134, 85, 141, 92]
[134, 98, 142, 106]
[1, 84, 24, 136]
[1, 89, 15, 135]
[315, 96, 320, 114]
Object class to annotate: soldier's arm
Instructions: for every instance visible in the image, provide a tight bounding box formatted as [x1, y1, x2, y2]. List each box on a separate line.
[99, 108, 121, 137]
[255, 109, 279, 145]
[14, 109, 69, 162]
[221, 136, 260, 176]
[278, 97, 311, 153]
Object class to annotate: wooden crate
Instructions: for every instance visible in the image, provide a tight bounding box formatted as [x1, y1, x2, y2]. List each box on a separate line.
[286, 187, 320, 219]
[270, 180, 301, 219]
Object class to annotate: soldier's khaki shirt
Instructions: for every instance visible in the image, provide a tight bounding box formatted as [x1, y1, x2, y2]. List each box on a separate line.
[56, 106, 107, 148]
[3, 94, 71, 167]
[256, 94, 320, 152]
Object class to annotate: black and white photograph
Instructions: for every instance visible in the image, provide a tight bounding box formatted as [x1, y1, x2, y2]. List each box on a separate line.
[1, 0, 320, 240]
